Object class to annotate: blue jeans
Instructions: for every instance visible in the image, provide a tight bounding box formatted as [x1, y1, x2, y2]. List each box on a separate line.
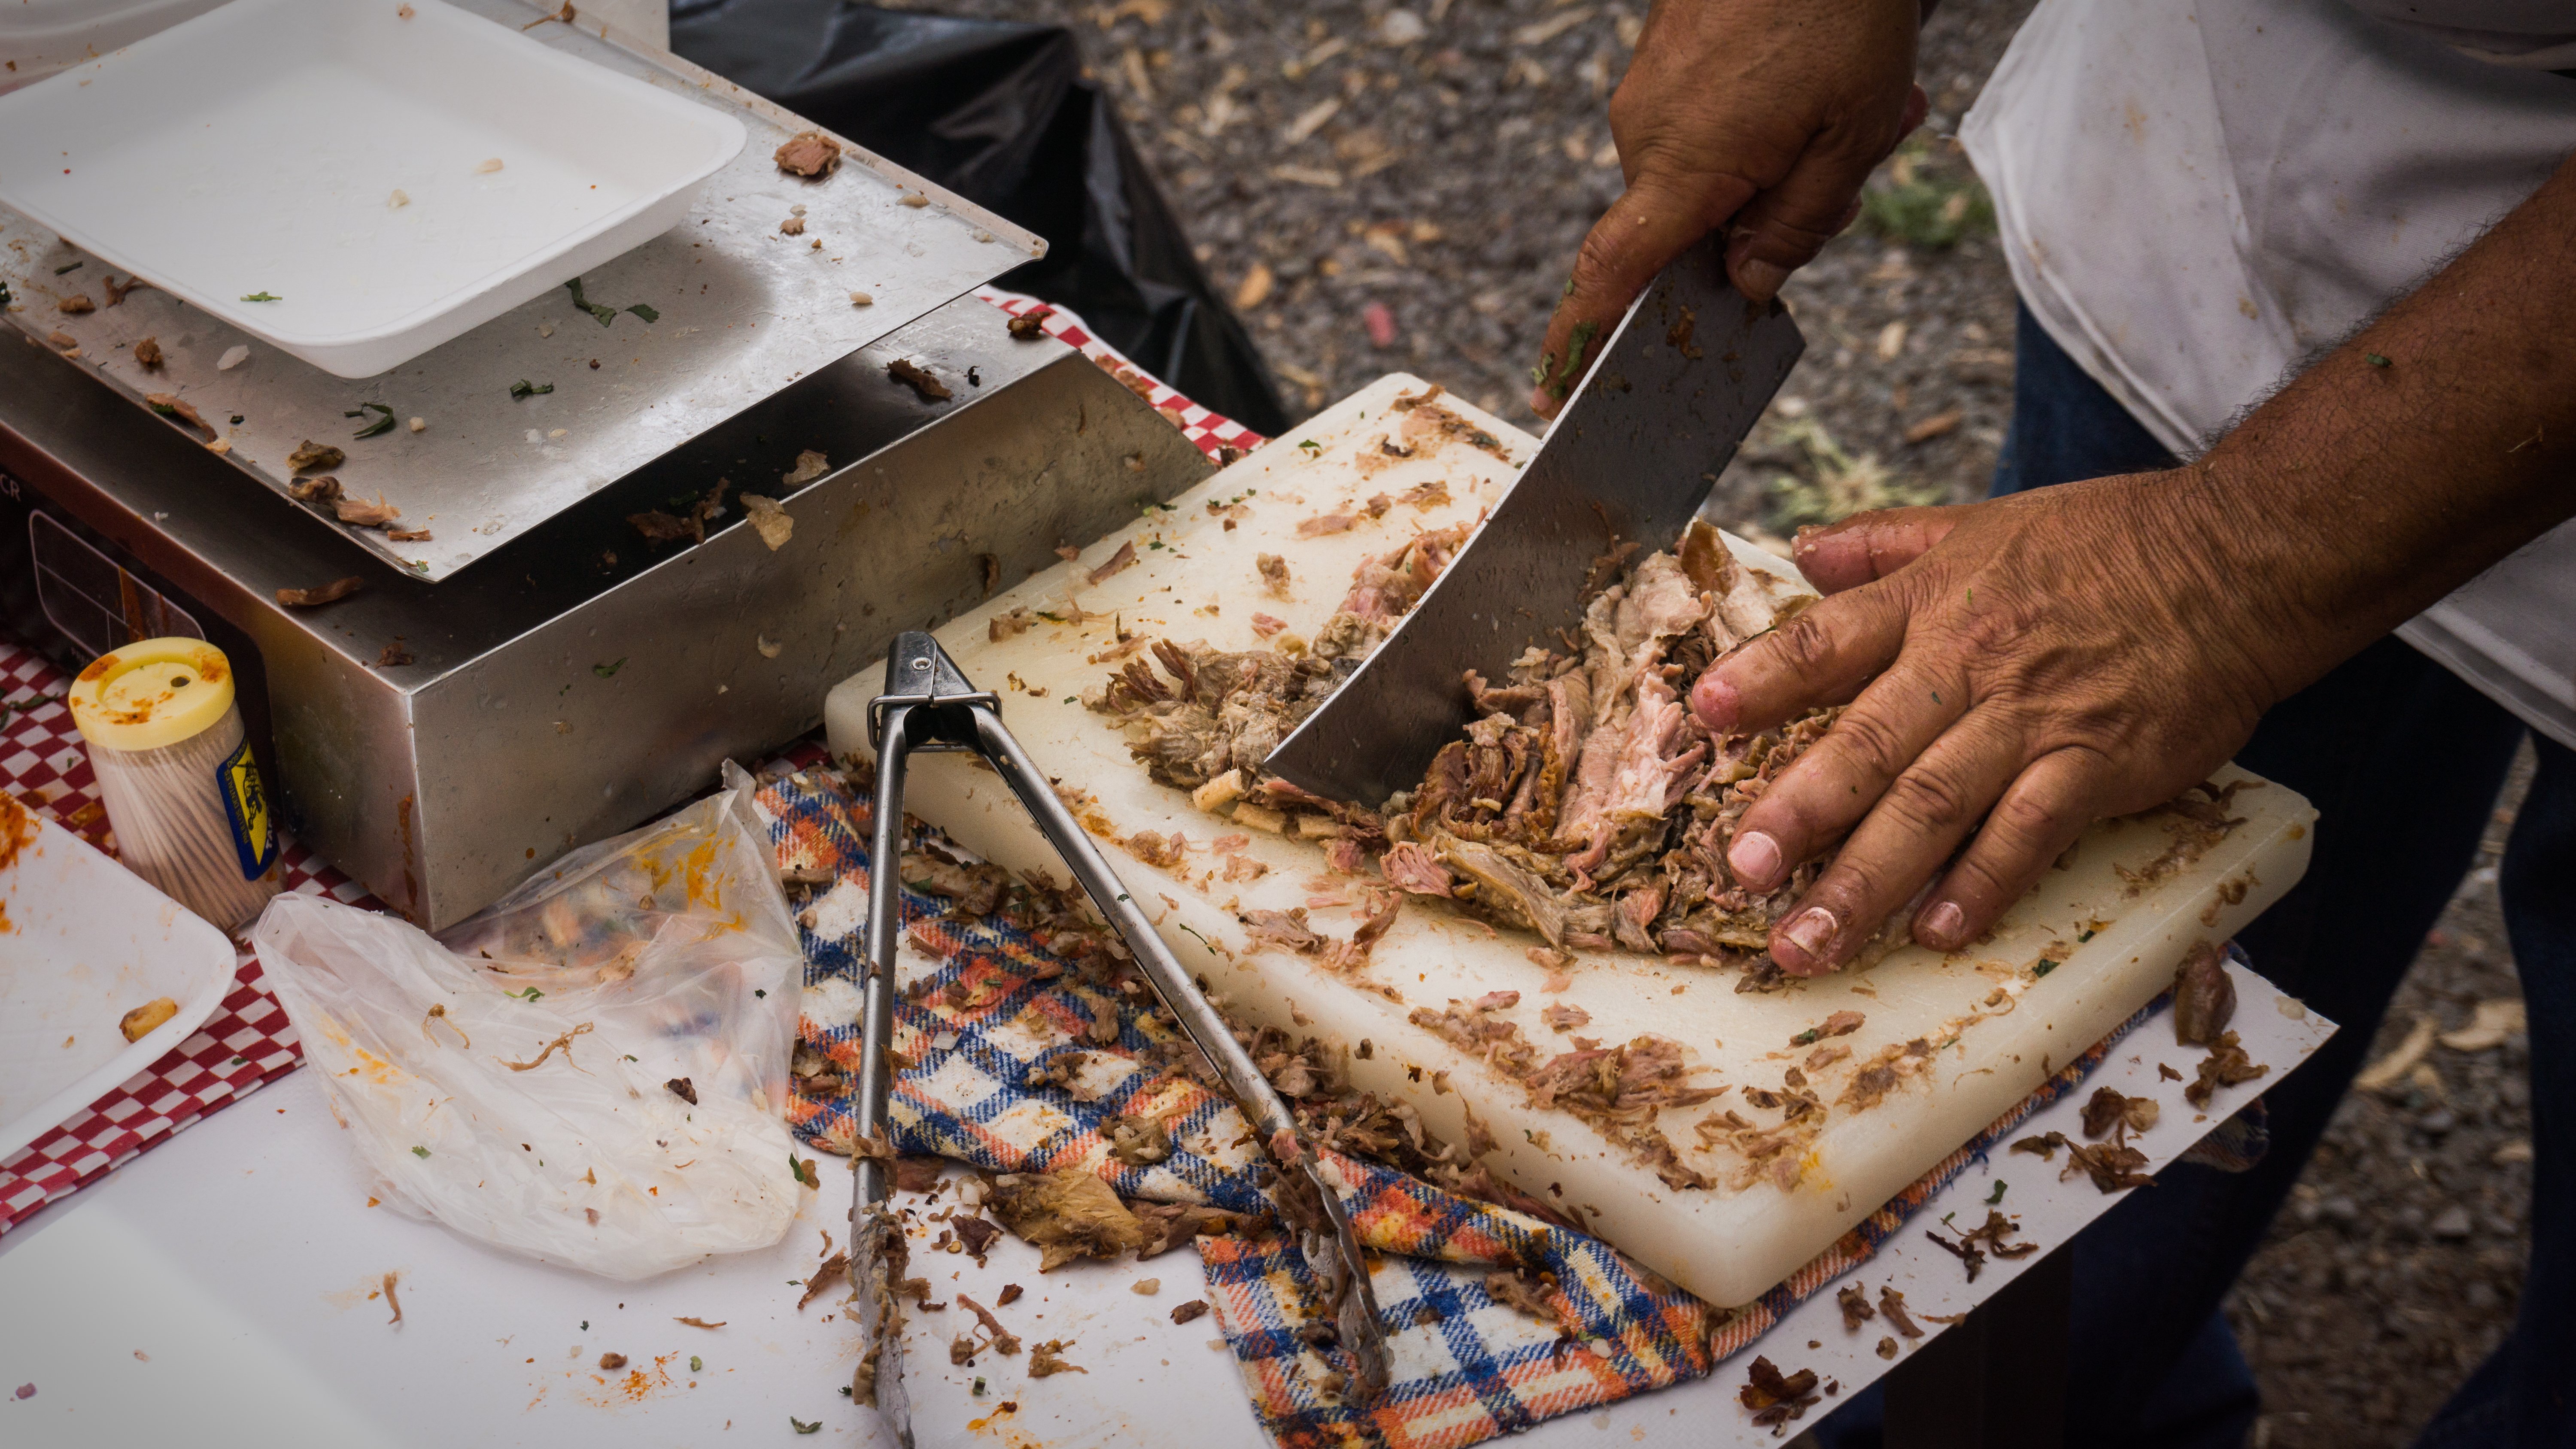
[1814, 302, 2576, 1447]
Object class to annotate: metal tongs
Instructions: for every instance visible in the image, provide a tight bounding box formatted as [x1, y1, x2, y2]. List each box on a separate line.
[849, 631, 1390, 1443]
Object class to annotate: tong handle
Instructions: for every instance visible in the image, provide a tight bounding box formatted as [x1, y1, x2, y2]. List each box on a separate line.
[862, 631, 1390, 1398]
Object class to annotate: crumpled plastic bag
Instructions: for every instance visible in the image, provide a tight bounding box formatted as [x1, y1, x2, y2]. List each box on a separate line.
[252, 763, 806, 1280]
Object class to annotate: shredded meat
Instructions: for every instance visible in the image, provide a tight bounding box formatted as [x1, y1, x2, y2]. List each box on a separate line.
[985, 1170, 1145, 1271]
[2186, 1030, 2269, 1108]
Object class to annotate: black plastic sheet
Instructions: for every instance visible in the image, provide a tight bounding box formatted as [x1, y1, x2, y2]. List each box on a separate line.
[671, 0, 1289, 436]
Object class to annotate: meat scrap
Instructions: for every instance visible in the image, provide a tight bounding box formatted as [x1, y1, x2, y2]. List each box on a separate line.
[1877, 1286, 1922, 1338]
[985, 1170, 1145, 1271]
[2185, 1031, 2268, 1109]
[286, 439, 345, 474]
[1087, 540, 1139, 585]
[774, 129, 842, 177]
[887, 358, 952, 402]
[1738, 1355, 1822, 1432]
[954, 1293, 1021, 1356]
[2172, 941, 2237, 1046]
[796, 1251, 848, 1310]
[275, 576, 362, 608]
[1924, 1210, 2038, 1282]
[1482, 1267, 1571, 1332]
[1835, 1282, 1875, 1331]
[1790, 1010, 1864, 1047]
[1170, 1299, 1209, 1325]
[2013, 1130, 2156, 1193]
[1027, 1340, 1086, 1377]
[2080, 1087, 2159, 1143]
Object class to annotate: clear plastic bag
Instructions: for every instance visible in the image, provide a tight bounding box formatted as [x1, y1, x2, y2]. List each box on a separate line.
[251, 763, 806, 1280]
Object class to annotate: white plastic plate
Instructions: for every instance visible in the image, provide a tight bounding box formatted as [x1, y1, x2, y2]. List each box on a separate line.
[0, 800, 238, 1165]
[0, 0, 747, 377]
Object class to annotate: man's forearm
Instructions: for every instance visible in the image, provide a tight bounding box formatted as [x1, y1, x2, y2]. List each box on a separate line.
[2185, 150, 2576, 700]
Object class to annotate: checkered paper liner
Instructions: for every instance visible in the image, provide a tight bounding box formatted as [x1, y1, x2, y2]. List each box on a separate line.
[752, 767, 2246, 1449]
[0, 645, 373, 1235]
[974, 287, 1269, 463]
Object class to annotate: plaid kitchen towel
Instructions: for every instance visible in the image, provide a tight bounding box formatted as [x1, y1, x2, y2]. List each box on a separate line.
[749, 764, 2202, 1449]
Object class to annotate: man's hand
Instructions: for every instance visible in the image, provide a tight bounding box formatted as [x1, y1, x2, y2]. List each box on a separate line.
[1685, 143, 2576, 976]
[1531, 0, 1924, 417]
[1690, 476, 2299, 974]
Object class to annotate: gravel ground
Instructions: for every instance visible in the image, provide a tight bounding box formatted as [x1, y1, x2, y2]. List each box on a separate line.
[2227, 745, 2537, 1449]
[891, 2, 2538, 1441]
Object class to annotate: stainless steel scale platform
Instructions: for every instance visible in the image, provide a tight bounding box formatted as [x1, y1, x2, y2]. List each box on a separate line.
[0, 1, 1214, 927]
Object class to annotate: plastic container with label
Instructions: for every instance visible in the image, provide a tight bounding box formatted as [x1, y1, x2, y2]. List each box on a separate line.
[67, 637, 280, 932]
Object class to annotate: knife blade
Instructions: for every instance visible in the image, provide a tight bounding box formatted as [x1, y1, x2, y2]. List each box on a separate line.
[1262, 236, 1805, 805]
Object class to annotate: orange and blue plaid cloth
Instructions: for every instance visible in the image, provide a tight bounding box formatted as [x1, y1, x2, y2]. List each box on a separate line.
[751, 734, 2252, 1448]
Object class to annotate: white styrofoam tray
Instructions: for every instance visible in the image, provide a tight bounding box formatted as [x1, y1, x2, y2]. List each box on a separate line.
[0, 0, 747, 378]
[0, 797, 238, 1164]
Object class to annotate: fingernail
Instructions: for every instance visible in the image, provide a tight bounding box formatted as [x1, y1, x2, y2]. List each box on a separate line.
[1918, 899, 1965, 947]
[1727, 830, 1781, 887]
[1777, 906, 1838, 970]
[1734, 257, 1788, 303]
[1691, 674, 1741, 731]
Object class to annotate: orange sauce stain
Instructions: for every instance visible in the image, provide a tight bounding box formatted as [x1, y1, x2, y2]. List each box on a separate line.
[0, 790, 40, 874]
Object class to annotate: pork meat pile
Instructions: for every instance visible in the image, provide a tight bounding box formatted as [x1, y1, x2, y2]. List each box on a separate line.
[1091, 512, 1906, 976]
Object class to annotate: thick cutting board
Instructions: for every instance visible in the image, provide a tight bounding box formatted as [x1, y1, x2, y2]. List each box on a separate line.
[824, 375, 2316, 1307]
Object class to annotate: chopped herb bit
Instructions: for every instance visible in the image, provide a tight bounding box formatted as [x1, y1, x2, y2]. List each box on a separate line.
[54, 261, 85, 275]
[565, 277, 617, 327]
[1985, 1180, 2008, 1204]
[231, 415, 245, 425]
[754, 988, 767, 997]
[1790, 1028, 1821, 1047]
[2076, 928, 2096, 943]
[592, 658, 626, 677]
[1034, 610, 1068, 623]
[411, 1146, 431, 1158]
[972, 1377, 988, 1394]
[689, 1356, 703, 1373]
[509, 379, 555, 400]
[351, 402, 397, 439]
[1296, 439, 1321, 453]
[511, 986, 544, 1001]
[2032, 958, 2059, 978]
[240, 291, 282, 302]
[2365, 353, 2392, 368]
[625, 303, 659, 323]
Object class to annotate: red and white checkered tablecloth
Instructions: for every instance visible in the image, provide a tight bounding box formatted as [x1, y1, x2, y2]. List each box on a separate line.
[0, 646, 373, 1234]
[0, 293, 1263, 1234]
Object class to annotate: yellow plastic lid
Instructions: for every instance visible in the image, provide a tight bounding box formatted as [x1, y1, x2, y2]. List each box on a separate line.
[68, 637, 237, 752]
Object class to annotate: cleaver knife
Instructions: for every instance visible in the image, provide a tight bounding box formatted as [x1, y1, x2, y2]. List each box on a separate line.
[1262, 236, 1806, 806]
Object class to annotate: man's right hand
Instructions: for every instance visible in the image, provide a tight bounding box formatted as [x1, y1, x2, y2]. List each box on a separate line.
[1531, 0, 1925, 416]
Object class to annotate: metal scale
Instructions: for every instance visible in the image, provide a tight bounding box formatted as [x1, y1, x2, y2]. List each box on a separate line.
[0, 1, 1213, 927]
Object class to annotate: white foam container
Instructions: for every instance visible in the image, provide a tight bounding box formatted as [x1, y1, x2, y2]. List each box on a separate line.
[0, 0, 747, 378]
[0, 803, 239, 1164]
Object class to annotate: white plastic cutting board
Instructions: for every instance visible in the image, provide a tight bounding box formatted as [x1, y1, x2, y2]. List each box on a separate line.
[0, 792, 237, 1163]
[0, 0, 745, 376]
[824, 376, 2318, 1308]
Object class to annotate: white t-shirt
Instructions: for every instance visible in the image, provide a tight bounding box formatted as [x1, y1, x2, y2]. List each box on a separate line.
[1962, 0, 2576, 749]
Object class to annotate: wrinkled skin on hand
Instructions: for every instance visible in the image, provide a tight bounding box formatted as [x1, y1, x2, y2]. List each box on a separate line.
[1689, 473, 2296, 974]
[1532, 0, 1925, 415]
